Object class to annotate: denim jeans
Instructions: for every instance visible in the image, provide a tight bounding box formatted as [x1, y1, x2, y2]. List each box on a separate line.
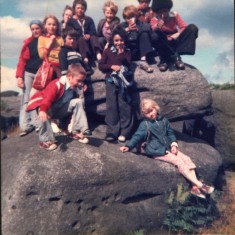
[38, 98, 88, 142]
[19, 71, 38, 131]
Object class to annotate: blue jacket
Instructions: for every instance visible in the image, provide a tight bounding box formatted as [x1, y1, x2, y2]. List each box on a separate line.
[126, 115, 177, 157]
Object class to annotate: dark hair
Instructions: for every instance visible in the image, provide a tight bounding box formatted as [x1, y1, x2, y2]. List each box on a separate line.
[62, 5, 73, 17]
[62, 26, 79, 40]
[72, 0, 87, 11]
[110, 25, 127, 45]
[151, 0, 173, 13]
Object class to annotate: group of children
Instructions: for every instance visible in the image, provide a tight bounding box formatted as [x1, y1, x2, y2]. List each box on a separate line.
[15, 0, 214, 199]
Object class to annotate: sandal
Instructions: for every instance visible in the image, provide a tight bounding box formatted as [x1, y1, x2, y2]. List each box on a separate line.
[139, 60, 154, 73]
[39, 141, 57, 151]
[68, 132, 89, 144]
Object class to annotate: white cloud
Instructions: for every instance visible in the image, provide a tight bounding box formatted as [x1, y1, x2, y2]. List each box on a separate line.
[1, 66, 21, 92]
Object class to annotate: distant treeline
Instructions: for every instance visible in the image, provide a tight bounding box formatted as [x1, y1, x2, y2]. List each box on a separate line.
[209, 83, 235, 90]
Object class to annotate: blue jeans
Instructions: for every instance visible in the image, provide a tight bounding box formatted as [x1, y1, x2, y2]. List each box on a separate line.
[19, 71, 38, 131]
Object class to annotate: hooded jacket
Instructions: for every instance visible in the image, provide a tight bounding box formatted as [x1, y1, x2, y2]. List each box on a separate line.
[126, 115, 177, 156]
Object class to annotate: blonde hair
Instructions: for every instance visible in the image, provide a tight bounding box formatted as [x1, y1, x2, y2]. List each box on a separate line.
[67, 64, 87, 77]
[123, 5, 138, 19]
[43, 15, 60, 36]
[140, 98, 160, 115]
[103, 1, 118, 15]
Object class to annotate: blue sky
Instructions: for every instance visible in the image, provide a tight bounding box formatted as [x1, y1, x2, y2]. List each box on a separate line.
[0, 0, 234, 92]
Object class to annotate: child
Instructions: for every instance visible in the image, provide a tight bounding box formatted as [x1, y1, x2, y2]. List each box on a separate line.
[136, 0, 155, 23]
[150, 0, 198, 72]
[60, 5, 73, 31]
[26, 64, 90, 151]
[38, 15, 64, 78]
[120, 5, 154, 73]
[59, 27, 91, 135]
[16, 20, 43, 137]
[120, 98, 215, 199]
[59, 27, 83, 76]
[97, 1, 120, 50]
[67, 0, 102, 68]
[98, 26, 134, 142]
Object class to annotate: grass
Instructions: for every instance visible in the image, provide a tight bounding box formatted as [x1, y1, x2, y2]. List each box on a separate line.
[209, 83, 235, 90]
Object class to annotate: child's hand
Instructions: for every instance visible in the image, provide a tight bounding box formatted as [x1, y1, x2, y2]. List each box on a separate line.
[50, 35, 56, 42]
[39, 111, 50, 122]
[120, 146, 129, 153]
[17, 77, 24, 89]
[83, 34, 91, 40]
[111, 65, 121, 72]
[150, 17, 164, 30]
[171, 146, 178, 155]
[83, 84, 87, 92]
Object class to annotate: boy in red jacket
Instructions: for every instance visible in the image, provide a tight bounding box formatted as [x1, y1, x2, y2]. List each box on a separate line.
[27, 64, 89, 150]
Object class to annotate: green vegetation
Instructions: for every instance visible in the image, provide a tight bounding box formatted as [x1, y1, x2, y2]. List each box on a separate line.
[163, 183, 220, 234]
[127, 230, 145, 235]
[209, 83, 235, 90]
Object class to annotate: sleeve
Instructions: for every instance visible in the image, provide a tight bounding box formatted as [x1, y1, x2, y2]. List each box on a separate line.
[165, 117, 178, 145]
[87, 17, 97, 36]
[98, 49, 112, 72]
[39, 82, 60, 112]
[15, 39, 31, 78]
[37, 36, 46, 59]
[126, 121, 148, 150]
[175, 12, 187, 34]
[59, 48, 68, 76]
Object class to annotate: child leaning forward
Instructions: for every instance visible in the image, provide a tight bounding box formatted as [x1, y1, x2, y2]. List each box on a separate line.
[120, 98, 214, 199]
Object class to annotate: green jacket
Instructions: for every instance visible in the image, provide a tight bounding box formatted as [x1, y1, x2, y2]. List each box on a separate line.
[126, 115, 177, 157]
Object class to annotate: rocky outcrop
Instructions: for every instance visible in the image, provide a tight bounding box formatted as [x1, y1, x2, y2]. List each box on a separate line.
[1, 128, 222, 235]
[87, 62, 213, 120]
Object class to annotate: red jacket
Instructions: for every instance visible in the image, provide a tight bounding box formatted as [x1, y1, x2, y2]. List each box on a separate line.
[26, 76, 81, 112]
[15, 36, 34, 78]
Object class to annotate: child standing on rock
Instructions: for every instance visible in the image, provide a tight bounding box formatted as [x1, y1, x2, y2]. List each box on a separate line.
[99, 26, 134, 143]
[120, 98, 214, 199]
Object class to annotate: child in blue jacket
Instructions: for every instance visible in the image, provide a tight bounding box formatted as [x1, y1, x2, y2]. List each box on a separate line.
[120, 98, 215, 199]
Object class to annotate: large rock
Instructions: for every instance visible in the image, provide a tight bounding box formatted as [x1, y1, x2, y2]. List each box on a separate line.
[86, 62, 213, 120]
[1, 128, 222, 235]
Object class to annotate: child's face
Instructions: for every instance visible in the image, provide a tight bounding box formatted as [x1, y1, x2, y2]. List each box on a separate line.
[65, 35, 77, 48]
[45, 18, 57, 35]
[104, 7, 115, 23]
[30, 24, 42, 38]
[157, 8, 170, 20]
[75, 4, 86, 18]
[68, 74, 85, 89]
[63, 9, 73, 22]
[113, 34, 124, 50]
[144, 108, 157, 120]
[138, 0, 150, 10]
[125, 16, 136, 25]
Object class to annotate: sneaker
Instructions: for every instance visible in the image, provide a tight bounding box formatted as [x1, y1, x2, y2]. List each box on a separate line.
[105, 134, 116, 142]
[39, 141, 57, 151]
[200, 184, 215, 194]
[118, 135, 126, 142]
[139, 60, 154, 73]
[35, 127, 40, 132]
[190, 186, 206, 199]
[19, 127, 34, 137]
[68, 132, 89, 144]
[51, 121, 61, 133]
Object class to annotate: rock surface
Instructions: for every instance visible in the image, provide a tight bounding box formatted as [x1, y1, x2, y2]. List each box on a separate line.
[1, 128, 222, 235]
[87, 62, 213, 120]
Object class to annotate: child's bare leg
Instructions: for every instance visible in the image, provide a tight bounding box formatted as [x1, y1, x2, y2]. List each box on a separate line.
[183, 169, 203, 188]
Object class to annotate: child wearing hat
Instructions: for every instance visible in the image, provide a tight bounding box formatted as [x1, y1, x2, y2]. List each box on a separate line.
[150, 0, 198, 72]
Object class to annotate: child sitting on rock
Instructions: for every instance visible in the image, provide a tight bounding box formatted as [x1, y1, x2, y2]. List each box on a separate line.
[97, 0, 120, 50]
[120, 98, 214, 199]
[120, 5, 154, 73]
[26, 64, 90, 151]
